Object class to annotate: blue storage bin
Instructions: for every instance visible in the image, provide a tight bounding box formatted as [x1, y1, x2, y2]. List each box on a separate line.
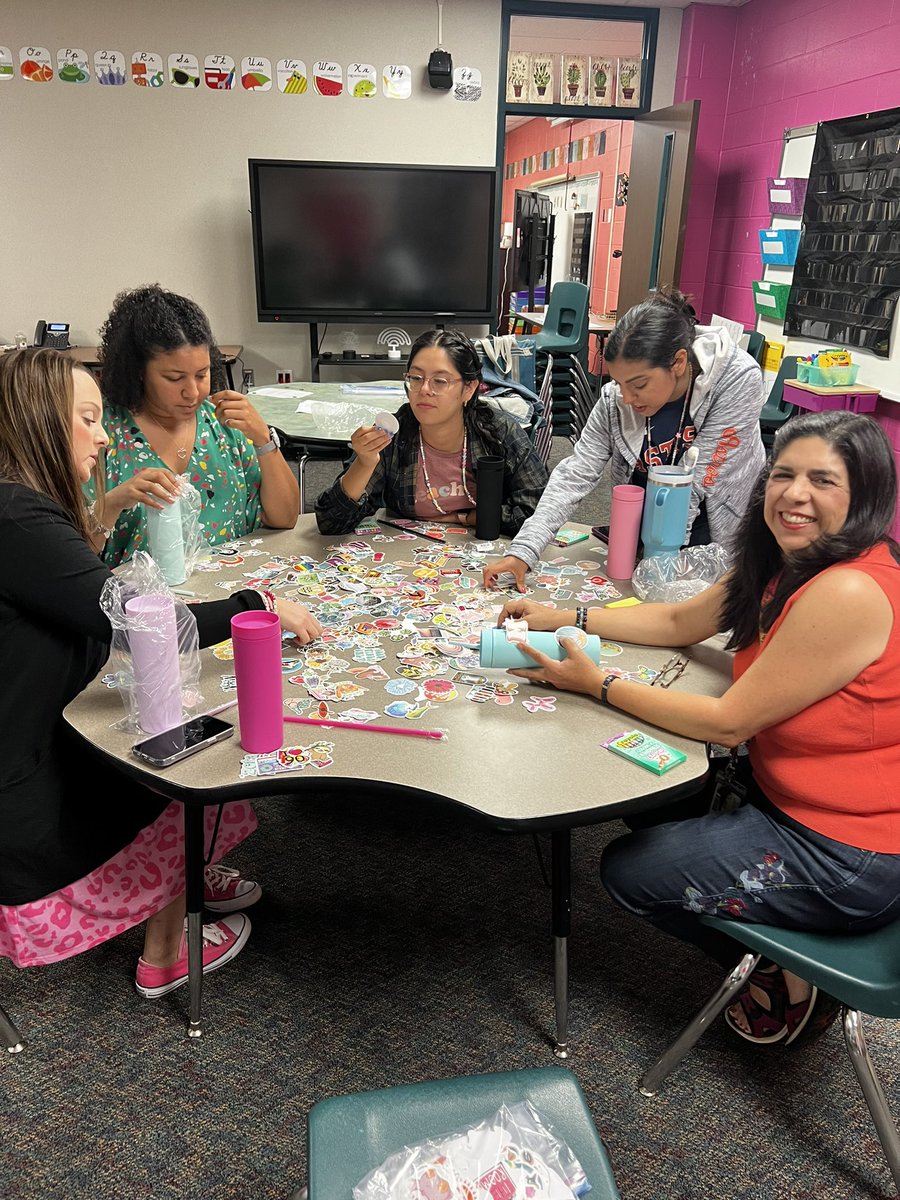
[759, 228, 800, 267]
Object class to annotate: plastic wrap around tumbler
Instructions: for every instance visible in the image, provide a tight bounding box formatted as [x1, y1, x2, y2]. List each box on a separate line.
[146, 499, 186, 586]
[231, 610, 284, 753]
[606, 484, 644, 579]
[475, 455, 504, 540]
[640, 465, 693, 558]
[479, 627, 602, 669]
[126, 594, 183, 735]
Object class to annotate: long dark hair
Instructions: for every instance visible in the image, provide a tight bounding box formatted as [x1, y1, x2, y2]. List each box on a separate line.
[0, 348, 95, 541]
[720, 410, 899, 650]
[97, 283, 225, 411]
[605, 287, 698, 369]
[394, 328, 505, 458]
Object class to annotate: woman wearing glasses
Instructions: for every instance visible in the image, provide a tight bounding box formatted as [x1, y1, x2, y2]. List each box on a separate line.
[497, 410, 900, 1047]
[314, 329, 548, 536]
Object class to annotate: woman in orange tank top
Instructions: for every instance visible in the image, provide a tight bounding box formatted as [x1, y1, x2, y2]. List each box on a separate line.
[495, 409, 900, 1046]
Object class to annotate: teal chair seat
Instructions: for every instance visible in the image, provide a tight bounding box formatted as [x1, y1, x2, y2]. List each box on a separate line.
[639, 916, 900, 1193]
[534, 283, 590, 356]
[759, 356, 799, 447]
[304, 1067, 621, 1200]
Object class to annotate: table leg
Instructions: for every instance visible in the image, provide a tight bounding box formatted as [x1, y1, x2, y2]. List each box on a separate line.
[551, 828, 571, 1058]
[184, 805, 205, 1038]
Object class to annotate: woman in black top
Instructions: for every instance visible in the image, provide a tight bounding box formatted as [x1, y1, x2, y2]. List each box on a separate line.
[0, 349, 320, 999]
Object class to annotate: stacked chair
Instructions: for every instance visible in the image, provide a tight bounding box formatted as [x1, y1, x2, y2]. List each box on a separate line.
[531, 354, 555, 468]
[534, 282, 590, 439]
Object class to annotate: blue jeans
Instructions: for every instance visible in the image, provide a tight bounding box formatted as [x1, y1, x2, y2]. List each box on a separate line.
[601, 782, 900, 967]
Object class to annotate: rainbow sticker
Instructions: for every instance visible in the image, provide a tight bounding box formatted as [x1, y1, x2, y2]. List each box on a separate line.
[131, 51, 163, 88]
[277, 58, 307, 94]
[169, 52, 200, 88]
[20, 47, 53, 83]
[313, 60, 342, 96]
[241, 55, 272, 91]
[94, 50, 126, 85]
[382, 64, 411, 99]
[204, 53, 235, 90]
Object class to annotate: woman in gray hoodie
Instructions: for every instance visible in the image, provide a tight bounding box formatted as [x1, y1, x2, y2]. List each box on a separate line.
[484, 289, 766, 591]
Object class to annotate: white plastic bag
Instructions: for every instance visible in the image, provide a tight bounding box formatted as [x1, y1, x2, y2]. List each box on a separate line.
[99, 551, 203, 734]
[632, 543, 731, 603]
[353, 1100, 589, 1200]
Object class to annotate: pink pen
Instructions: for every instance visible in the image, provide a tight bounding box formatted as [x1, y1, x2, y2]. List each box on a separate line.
[284, 715, 446, 741]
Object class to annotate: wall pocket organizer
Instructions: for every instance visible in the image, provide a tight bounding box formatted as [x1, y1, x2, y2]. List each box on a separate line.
[752, 280, 791, 322]
[759, 228, 801, 267]
[767, 177, 808, 216]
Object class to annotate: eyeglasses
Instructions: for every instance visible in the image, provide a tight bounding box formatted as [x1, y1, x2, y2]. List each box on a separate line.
[651, 653, 688, 689]
[403, 373, 464, 395]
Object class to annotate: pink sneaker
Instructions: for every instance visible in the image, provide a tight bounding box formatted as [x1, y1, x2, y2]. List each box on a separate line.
[203, 863, 262, 913]
[135, 914, 251, 999]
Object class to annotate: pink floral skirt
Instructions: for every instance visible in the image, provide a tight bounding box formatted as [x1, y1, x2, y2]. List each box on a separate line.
[0, 801, 257, 968]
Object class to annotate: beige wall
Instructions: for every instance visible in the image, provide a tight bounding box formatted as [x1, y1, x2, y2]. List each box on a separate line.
[1, 0, 502, 379]
[2, 1, 680, 381]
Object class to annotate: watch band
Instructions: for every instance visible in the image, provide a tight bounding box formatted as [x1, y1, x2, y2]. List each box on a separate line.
[599, 675, 615, 708]
[255, 426, 281, 457]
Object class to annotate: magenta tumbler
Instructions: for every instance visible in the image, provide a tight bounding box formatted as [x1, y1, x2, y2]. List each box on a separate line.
[230, 610, 284, 753]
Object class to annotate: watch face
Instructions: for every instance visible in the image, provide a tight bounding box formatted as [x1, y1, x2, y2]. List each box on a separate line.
[268, 426, 281, 449]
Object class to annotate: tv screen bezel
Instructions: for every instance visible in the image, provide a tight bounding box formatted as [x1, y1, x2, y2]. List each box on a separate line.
[248, 158, 499, 324]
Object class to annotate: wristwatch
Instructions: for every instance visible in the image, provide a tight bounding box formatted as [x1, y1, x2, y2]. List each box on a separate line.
[255, 426, 281, 457]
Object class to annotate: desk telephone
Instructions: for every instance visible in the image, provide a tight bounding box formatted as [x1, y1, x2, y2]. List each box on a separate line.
[33, 321, 70, 350]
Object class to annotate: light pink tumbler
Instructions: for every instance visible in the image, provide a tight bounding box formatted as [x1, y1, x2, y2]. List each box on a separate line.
[230, 610, 283, 753]
[606, 484, 645, 580]
[126, 594, 183, 734]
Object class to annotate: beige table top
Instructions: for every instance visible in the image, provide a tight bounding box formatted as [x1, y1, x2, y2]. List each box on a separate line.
[65, 519, 731, 829]
[785, 380, 880, 395]
[248, 380, 406, 444]
[516, 311, 616, 334]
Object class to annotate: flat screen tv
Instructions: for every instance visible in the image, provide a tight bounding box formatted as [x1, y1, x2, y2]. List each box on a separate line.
[249, 159, 498, 323]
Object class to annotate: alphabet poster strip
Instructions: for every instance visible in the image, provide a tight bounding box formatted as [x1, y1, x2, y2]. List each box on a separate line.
[383, 63, 411, 99]
[169, 52, 200, 88]
[277, 58, 308, 94]
[313, 60, 343, 96]
[94, 50, 126, 85]
[20, 47, 53, 82]
[204, 54, 235, 90]
[57, 48, 90, 83]
[132, 51, 163, 87]
[241, 56, 272, 91]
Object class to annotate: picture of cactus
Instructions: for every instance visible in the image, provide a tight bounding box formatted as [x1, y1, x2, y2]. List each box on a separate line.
[506, 51, 529, 102]
[528, 53, 554, 104]
[617, 57, 641, 106]
[590, 57, 614, 106]
[561, 54, 586, 106]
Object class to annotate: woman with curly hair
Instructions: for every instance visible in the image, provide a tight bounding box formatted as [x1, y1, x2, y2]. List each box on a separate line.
[90, 284, 299, 566]
[314, 328, 548, 536]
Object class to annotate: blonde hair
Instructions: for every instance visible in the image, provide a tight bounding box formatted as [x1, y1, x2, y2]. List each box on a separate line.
[0, 348, 97, 541]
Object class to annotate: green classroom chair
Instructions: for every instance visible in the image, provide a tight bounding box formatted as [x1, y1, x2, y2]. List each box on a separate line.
[744, 329, 766, 365]
[296, 1067, 621, 1200]
[639, 916, 900, 1194]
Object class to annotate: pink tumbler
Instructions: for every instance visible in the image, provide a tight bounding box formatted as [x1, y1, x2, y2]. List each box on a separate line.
[606, 484, 645, 580]
[126, 595, 183, 734]
[230, 610, 284, 753]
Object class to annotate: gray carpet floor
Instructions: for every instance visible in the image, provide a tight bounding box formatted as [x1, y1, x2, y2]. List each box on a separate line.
[2, 791, 898, 1200]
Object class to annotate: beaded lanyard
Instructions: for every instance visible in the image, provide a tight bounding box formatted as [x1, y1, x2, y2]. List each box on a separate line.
[418, 429, 476, 516]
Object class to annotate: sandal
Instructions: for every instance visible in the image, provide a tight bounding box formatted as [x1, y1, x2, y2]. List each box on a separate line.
[724, 965, 819, 1046]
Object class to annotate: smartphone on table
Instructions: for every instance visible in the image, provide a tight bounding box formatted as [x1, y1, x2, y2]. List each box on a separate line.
[591, 525, 610, 544]
[132, 715, 234, 768]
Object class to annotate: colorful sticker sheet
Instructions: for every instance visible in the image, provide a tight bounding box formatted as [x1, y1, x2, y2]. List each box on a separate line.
[195, 531, 666, 778]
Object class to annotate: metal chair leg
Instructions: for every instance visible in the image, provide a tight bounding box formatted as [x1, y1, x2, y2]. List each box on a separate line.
[843, 1008, 900, 1193]
[0, 1001, 24, 1053]
[639, 951, 760, 1096]
[297, 454, 309, 515]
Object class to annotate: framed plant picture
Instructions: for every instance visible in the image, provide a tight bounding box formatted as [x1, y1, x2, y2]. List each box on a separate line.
[617, 57, 641, 108]
[589, 58, 615, 107]
[506, 51, 529, 102]
[528, 52, 554, 104]
[561, 54, 586, 106]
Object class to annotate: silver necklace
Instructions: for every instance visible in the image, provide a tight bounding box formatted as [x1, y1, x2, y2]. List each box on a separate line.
[645, 364, 693, 468]
[144, 412, 193, 461]
[418, 429, 476, 516]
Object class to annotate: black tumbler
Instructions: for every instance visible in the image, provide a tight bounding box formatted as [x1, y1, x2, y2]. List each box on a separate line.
[475, 455, 504, 540]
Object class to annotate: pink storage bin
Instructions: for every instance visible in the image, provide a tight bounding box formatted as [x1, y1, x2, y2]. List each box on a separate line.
[784, 383, 877, 414]
[874, 398, 900, 450]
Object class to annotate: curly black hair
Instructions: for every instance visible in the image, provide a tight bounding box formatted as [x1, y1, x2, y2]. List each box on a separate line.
[97, 283, 225, 412]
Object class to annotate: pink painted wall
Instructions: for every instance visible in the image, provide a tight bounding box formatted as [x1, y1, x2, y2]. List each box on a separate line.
[675, 0, 900, 326]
